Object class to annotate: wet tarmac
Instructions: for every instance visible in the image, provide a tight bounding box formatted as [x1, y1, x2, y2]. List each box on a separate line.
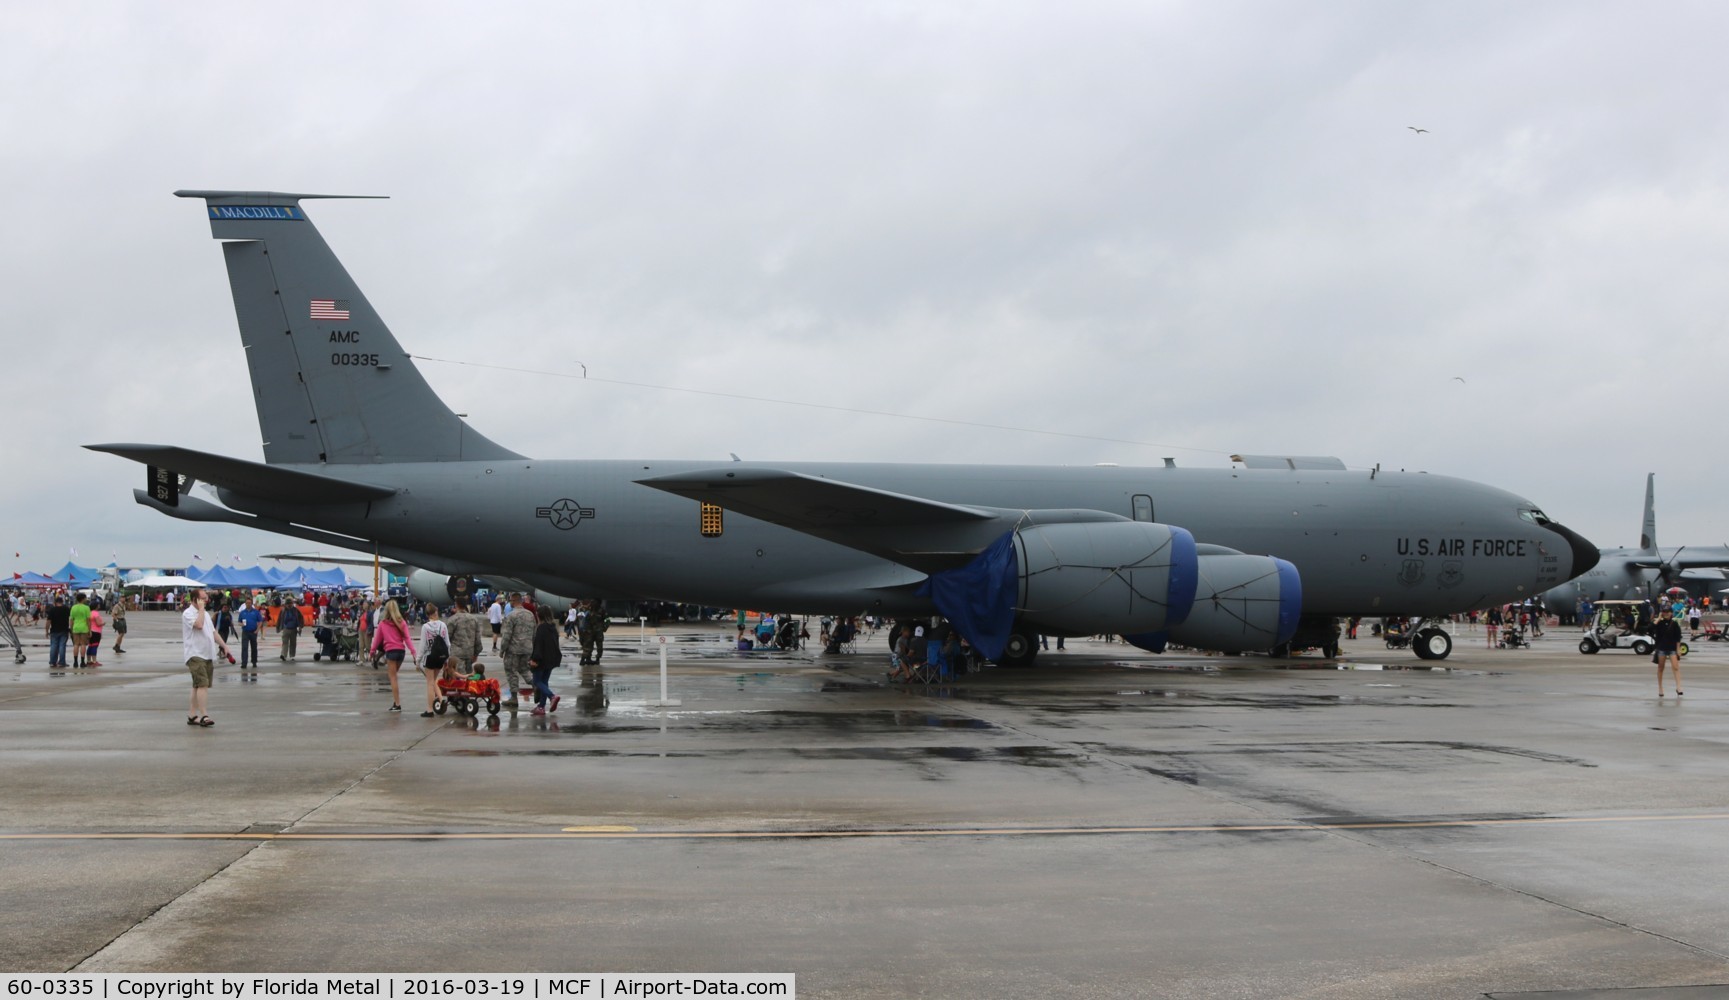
[3, 614, 1728, 997]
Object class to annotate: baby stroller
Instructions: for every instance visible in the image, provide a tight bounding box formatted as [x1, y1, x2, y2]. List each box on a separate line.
[312, 623, 360, 661]
[773, 616, 806, 650]
[1497, 624, 1530, 649]
[1382, 619, 1412, 650]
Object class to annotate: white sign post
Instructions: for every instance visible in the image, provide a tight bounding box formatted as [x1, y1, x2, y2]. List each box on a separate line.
[649, 635, 680, 707]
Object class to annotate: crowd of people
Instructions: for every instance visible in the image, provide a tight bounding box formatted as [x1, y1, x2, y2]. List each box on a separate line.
[18, 580, 1723, 729]
[20, 591, 124, 668]
[178, 589, 615, 724]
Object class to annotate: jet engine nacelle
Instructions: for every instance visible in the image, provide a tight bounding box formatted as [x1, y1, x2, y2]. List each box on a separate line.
[405, 569, 573, 614]
[1144, 553, 1302, 652]
[405, 569, 479, 606]
[1014, 521, 1198, 636]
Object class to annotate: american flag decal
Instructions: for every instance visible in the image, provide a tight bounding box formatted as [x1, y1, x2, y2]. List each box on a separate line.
[310, 299, 351, 321]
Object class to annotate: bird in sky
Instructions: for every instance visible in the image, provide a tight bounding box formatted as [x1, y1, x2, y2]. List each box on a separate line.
[1452, 377, 1466, 383]
[1408, 126, 1429, 133]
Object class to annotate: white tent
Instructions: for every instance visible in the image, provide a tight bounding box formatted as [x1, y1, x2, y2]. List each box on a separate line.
[126, 575, 205, 588]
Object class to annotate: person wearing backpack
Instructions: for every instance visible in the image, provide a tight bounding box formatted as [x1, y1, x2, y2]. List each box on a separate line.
[416, 603, 452, 717]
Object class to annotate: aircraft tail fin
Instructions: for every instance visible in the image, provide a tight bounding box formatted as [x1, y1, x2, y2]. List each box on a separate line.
[1640, 472, 1657, 553]
[175, 190, 520, 465]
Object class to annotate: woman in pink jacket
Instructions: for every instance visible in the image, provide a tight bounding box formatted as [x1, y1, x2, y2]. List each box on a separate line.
[370, 600, 418, 713]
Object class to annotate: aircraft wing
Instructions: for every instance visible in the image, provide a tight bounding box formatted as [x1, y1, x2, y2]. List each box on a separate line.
[1625, 548, 1729, 572]
[638, 468, 994, 528]
[638, 467, 1026, 572]
[259, 551, 415, 574]
[86, 444, 396, 504]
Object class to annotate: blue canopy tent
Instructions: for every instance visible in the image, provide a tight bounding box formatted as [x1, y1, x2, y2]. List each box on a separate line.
[274, 566, 357, 590]
[7, 571, 64, 588]
[50, 562, 102, 588]
[195, 565, 238, 587]
[228, 565, 281, 588]
[214, 565, 275, 588]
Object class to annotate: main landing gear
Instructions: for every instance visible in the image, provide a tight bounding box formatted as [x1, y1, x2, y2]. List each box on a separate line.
[1410, 619, 1454, 660]
[996, 627, 1040, 668]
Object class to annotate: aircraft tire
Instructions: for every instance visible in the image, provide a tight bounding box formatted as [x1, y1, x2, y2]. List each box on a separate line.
[1413, 628, 1452, 660]
[997, 628, 1039, 668]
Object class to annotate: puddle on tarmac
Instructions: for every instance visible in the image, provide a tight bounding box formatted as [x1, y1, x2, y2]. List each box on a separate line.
[1270, 663, 1488, 675]
[438, 744, 1075, 768]
[1076, 740, 1595, 770]
[443, 708, 997, 737]
[1106, 661, 1219, 674]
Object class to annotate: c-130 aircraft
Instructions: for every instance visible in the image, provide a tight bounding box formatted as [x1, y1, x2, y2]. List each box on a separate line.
[89, 191, 1600, 664]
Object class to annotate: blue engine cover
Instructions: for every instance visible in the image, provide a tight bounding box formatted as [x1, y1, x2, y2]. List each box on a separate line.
[920, 521, 1198, 660]
[1126, 554, 1301, 653]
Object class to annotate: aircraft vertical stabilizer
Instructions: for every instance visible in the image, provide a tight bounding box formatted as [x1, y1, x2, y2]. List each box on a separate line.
[175, 190, 520, 466]
[1640, 472, 1657, 553]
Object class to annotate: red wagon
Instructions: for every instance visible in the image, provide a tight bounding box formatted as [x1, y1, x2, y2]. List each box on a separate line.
[436, 674, 503, 717]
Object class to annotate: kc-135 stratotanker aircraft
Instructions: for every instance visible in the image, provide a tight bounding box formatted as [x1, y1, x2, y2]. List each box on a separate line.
[89, 191, 1600, 664]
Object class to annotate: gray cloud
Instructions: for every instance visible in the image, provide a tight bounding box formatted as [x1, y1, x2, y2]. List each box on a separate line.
[4, 0, 1727, 575]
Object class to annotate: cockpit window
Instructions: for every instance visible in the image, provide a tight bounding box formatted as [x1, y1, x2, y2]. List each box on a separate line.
[1518, 508, 1552, 526]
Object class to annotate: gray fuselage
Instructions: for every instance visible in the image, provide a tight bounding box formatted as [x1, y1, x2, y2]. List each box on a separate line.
[227, 459, 1590, 618]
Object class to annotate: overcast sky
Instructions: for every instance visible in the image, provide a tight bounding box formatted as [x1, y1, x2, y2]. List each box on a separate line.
[4, 1, 1726, 576]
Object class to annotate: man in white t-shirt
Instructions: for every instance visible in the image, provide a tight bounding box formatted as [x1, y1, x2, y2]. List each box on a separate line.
[182, 588, 233, 727]
[487, 597, 505, 652]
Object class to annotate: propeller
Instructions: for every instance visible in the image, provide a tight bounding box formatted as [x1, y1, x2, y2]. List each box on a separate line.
[1645, 546, 1687, 600]
[1660, 546, 1686, 592]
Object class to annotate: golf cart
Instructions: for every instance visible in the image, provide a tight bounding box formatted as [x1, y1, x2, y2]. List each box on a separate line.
[1578, 599, 1689, 657]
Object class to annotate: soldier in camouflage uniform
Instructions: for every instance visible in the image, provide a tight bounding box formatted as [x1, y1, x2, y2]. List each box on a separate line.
[577, 599, 609, 666]
[498, 593, 538, 710]
[445, 599, 486, 677]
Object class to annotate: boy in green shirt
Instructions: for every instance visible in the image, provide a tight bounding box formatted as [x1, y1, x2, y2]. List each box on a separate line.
[69, 594, 91, 668]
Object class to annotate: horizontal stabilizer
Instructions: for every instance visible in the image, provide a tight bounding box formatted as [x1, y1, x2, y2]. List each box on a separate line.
[88, 444, 395, 504]
[637, 468, 993, 529]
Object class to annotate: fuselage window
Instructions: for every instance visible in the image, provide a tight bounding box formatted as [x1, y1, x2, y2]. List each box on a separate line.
[700, 502, 724, 537]
[1132, 494, 1153, 522]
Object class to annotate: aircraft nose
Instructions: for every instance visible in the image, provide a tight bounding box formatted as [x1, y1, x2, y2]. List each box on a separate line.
[1546, 521, 1600, 578]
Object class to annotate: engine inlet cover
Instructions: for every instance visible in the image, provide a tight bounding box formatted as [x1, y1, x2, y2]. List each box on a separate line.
[1014, 521, 1198, 636]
